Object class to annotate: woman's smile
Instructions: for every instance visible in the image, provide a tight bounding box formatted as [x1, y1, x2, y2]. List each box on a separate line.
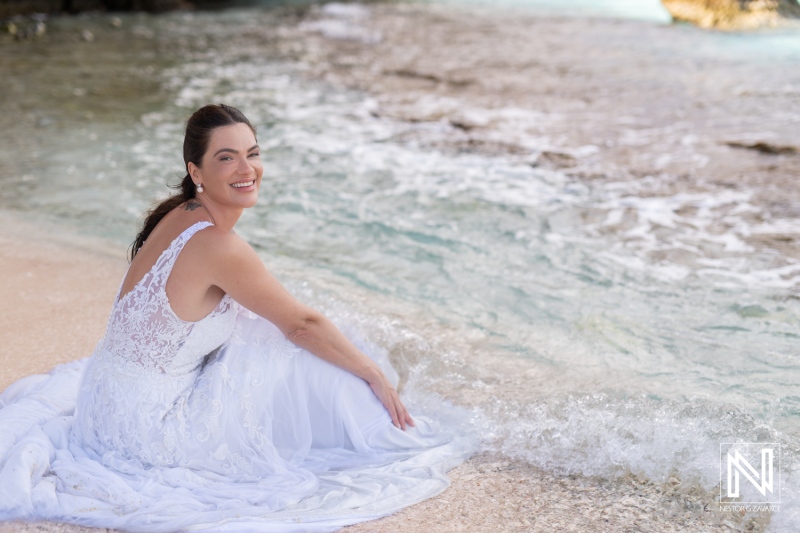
[231, 179, 255, 189]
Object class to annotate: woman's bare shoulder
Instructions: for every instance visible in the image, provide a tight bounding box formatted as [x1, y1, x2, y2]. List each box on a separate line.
[184, 223, 258, 264]
[146, 204, 210, 243]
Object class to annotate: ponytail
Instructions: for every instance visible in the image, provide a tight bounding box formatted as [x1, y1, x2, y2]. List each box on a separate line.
[128, 175, 198, 260]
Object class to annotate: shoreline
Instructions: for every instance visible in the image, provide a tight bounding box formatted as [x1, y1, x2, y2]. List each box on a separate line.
[0, 209, 767, 532]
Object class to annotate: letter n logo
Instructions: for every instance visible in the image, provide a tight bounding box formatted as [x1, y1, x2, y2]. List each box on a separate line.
[728, 448, 772, 497]
[720, 443, 781, 504]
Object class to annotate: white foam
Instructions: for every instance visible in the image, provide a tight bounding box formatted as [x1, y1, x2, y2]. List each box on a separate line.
[300, 3, 380, 43]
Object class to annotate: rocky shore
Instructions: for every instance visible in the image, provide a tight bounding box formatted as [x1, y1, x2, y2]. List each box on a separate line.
[662, 0, 800, 29]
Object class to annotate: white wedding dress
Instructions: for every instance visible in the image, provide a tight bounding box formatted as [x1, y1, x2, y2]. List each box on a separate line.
[0, 222, 472, 532]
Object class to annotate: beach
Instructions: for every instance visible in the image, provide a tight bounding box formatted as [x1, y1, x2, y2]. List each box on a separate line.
[0, 213, 754, 532]
[0, 212, 126, 393]
[0, 211, 762, 533]
[1, 1, 799, 531]
[0, 212, 761, 532]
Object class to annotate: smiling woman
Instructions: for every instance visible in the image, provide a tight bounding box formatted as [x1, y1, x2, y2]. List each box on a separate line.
[0, 104, 470, 532]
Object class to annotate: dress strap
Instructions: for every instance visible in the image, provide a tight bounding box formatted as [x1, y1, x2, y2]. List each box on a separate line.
[113, 221, 215, 307]
[153, 221, 214, 287]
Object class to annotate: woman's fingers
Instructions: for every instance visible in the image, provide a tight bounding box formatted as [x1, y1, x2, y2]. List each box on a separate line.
[403, 404, 415, 427]
[386, 394, 401, 429]
[370, 380, 399, 429]
[393, 393, 407, 431]
[369, 379, 412, 430]
[393, 394, 411, 431]
[392, 390, 415, 431]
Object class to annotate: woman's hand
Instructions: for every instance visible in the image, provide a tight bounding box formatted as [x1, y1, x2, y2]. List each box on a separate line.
[366, 370, 415, 431]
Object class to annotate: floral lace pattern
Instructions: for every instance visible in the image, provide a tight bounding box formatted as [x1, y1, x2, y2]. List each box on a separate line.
[100, 221, 236, 376]
[72, 221, 240, 466]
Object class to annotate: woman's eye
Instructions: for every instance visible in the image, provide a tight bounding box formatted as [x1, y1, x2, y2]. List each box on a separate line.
[248, 152, 261, 158]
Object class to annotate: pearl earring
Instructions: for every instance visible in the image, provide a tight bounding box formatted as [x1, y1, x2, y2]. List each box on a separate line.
[196, 183, 204, 193]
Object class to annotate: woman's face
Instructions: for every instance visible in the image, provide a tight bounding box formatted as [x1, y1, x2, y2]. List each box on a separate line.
[191, 122, 263, 209]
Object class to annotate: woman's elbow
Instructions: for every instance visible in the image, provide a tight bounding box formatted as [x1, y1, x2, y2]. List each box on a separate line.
[285, 310, 324, 343]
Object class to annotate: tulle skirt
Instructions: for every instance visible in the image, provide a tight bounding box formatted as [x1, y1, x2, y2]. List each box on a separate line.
[0, 312, 473, 532]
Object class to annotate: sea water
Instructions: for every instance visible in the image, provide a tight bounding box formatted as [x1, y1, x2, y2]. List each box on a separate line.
[1, 2, 799, 529]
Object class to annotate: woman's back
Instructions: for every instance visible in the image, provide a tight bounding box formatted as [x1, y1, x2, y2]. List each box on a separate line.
[70, 220, 239, 462]
[102, 219, 237, 375]
[120, 205, 226, 322]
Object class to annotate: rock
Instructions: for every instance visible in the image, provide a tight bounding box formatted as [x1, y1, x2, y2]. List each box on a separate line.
[530, 150, 579, 169]
[35, 116, 55, 128]
[101, 0, 189, 12]
[6, 18, 46, 40]
[33, 20, 45, 36]
[661, 0, 800, 29]
[725, 140, 798, 155]
[0, 1, 60, 20]
[0, 0, 190, 18]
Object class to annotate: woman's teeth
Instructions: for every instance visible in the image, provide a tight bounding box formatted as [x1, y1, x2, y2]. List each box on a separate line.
[231, 181, 254, 188]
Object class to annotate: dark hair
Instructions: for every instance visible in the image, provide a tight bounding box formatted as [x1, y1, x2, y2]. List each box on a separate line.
[129, 104, 256, 260]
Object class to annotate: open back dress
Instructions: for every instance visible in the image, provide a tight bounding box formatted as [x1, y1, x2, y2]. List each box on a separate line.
[0, 221, 472, 532]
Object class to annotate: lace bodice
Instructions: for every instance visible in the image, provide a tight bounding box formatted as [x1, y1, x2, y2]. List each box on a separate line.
[98, 221, 237, 376]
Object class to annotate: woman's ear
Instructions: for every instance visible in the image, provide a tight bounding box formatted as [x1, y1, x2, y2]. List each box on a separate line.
[188, 161, 200, 181]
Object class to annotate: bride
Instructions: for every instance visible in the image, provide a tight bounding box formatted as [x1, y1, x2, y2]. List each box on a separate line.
[0, 104, 469, 532]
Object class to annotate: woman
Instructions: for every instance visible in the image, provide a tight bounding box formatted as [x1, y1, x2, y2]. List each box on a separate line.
[0, 104, 469, 532]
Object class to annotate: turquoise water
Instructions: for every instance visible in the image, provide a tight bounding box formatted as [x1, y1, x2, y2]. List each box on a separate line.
[1, 3, 800, 529]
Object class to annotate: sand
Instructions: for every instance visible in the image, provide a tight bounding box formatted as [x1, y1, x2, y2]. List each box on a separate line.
[0, 211, 127, 392]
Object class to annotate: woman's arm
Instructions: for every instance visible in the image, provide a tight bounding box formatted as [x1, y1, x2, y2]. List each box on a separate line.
[197, 228, 414, 430]
[280, 308, 414, 430]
